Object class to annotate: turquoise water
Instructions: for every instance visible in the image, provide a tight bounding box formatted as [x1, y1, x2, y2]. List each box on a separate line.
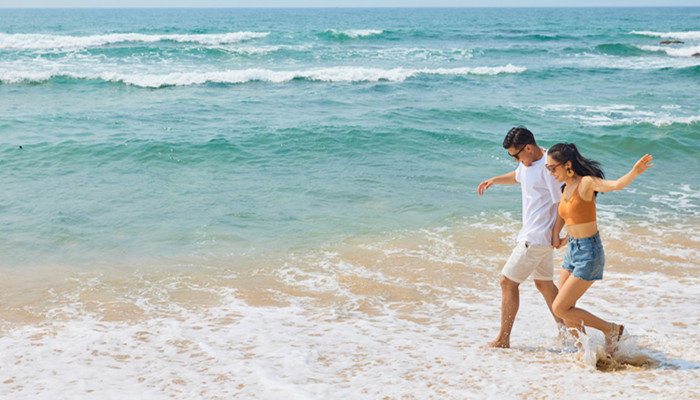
[1, 8, 699, 266]
[1, 9, 700, 399]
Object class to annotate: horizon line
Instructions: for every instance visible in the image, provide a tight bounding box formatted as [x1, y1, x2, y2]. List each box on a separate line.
[1, 5, 699, 9]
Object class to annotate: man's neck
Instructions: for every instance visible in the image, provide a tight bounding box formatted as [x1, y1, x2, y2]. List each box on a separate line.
[531, 146, 545, 162]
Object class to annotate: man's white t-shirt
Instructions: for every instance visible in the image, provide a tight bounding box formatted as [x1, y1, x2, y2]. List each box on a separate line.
[514, 149, 563, 246]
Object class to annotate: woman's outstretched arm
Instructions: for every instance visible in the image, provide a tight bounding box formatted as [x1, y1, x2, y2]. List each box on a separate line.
[581, 154, 654, 196]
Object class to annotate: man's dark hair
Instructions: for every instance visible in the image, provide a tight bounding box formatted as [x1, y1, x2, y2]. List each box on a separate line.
[502, 126, 536, 149]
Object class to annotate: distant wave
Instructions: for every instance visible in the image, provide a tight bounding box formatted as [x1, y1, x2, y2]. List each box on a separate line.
[318, 29, 384, 40]
[494, 32, 577, 41]
[0, 65, 526, 87]
[0, 32, 270, 50]
[630, 30, 700, 40]
[555, 53, 700, 71]
[595, 42, 700, 58]
[537, 104, 700, 127]
[594, 43, 648, 57]
[579, 114, 700, 127]
[639, 44, 700, 58]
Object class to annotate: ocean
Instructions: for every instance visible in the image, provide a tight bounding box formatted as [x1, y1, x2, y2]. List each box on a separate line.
[0, 7, 699, 399]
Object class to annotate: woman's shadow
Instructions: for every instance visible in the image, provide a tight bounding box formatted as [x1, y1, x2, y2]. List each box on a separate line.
[599, 343, 700, 372]
[517, 334, 700, 372]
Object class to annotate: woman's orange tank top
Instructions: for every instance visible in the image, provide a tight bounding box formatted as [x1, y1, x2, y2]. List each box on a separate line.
[558, 183, 596, 226]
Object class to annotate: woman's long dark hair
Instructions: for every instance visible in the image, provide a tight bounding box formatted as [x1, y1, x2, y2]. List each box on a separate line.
[548, 143, 605, 195]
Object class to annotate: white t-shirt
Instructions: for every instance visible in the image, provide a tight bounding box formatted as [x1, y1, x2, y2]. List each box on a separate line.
[514, 149, 563, 246]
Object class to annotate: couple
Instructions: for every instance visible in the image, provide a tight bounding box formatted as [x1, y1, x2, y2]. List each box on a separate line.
[478, 126, 653, 350]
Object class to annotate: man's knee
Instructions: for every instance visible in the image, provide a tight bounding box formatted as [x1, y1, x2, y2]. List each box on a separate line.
[534, 279, 555, 293]
[500, 275, 520, 292]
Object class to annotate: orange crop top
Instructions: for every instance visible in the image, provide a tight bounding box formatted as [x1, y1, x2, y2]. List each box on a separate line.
[558, 184, 596, 226]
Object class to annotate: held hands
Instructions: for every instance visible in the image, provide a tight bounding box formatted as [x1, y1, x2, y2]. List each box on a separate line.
[552, 235, 567, 249]
[633, 154, 654, 176]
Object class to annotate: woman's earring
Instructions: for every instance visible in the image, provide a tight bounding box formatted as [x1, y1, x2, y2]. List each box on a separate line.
[566, 168, 574, 177]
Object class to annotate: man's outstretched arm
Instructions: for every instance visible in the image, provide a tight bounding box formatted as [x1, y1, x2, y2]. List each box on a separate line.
[477, 170, 517, 196]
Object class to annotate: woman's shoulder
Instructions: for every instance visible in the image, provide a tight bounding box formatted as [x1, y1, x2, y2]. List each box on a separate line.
[578, 176, 599, 200]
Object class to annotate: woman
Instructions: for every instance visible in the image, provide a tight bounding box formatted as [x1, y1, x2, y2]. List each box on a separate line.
[546, 143, 653, 351]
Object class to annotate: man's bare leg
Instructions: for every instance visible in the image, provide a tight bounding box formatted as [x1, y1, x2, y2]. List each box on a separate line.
[488, 275, 519, 348]
[534, 279, 564, 326]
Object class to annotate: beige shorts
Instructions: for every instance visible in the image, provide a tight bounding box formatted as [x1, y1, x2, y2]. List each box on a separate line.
[502, 241, 554, 283]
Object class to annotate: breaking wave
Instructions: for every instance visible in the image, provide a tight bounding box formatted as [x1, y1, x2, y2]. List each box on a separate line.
[0, 65, 527, 87]
[0, 31, 270, 50]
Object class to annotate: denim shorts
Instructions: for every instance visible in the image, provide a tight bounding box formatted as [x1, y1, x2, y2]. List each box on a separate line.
[562, 232, 605, 281]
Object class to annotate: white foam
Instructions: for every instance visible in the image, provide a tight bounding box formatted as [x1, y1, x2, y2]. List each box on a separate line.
[0, 32, 270, 50]
[344, 47, 473, 61]
[535, 104, 700, 127]
[324, 29, 384, 38]
[539, 104, 637, 113]
[218, 45, 283, 55]
[649, 185, 700, 216]
[1, 217, 699, 399]
[559, 51, 700, 70]
[631, 30, 700, 40]
[0, 65, 527, 87]
[640, 44, 700, 57]
[577, 114, 700, 127]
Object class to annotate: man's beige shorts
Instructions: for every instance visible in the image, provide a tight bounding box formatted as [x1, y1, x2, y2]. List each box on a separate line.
[502, 241, 554, 283]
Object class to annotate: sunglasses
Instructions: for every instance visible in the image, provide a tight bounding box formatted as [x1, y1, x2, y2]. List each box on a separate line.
[508, 144, 528, 160]
[545, 162, 561, 172]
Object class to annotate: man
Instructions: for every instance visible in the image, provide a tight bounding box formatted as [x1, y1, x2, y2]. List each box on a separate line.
[477, 126, 565, 348]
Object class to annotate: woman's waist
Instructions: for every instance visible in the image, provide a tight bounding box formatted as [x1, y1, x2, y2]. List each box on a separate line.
[566, 221, 599, 240]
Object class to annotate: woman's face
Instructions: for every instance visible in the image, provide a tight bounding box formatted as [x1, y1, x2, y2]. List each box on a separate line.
[546, 155, 566, 182]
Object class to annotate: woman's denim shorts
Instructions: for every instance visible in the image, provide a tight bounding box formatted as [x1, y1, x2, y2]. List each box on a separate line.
[562, 232, 605, 281]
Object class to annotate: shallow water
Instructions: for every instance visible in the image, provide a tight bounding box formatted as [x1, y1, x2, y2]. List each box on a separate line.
[1, 219, 699, 398]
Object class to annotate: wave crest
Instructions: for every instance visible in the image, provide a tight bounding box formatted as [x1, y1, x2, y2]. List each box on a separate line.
[0, 65, 526, 87]
[318, 29, 384, 40]
[630, 30, 700, 40]
[538, 104, 700, 127]
[0, 32, 270, 50]
[639, 44, 700, 58]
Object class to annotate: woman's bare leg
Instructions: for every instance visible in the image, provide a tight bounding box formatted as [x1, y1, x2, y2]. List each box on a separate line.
[553, 272, 614, 336]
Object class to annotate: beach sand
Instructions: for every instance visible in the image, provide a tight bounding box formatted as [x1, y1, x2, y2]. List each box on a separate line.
[1, 218, 698, 399]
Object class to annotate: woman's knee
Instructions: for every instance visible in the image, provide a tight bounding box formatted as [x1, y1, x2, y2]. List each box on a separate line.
[552, 298, 570, 318]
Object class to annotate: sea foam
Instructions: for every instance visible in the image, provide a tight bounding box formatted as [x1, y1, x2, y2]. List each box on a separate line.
[536, 104, 700, 127]
[0, 65, 527, 87]
[2, 223, 699, 399]
[631, 30, 700, 40]
[0, 32, 270, 50]
[639, 44, 700, 58]
[324, 29, 384, 38]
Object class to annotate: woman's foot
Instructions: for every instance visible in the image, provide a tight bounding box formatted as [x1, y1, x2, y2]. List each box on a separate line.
[605, 323, 624, 353]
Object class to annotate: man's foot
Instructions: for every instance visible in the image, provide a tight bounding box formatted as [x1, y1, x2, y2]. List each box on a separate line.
[605, 323, 625, 353]
[487, 338, 510, 348]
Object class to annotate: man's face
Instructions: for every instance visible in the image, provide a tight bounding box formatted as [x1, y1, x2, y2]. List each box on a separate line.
[506, 144, 535, 166]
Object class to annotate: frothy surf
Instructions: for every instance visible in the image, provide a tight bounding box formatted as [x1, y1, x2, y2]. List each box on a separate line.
[639, 44, 700, 58]
[0, 65, 527, 87]
[321, 29, 385, 39]
[631, 30, 700, 40]
[534, 104, 700, 127]
[1, 220, 699, 399]
[0, 32, 271, 50]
